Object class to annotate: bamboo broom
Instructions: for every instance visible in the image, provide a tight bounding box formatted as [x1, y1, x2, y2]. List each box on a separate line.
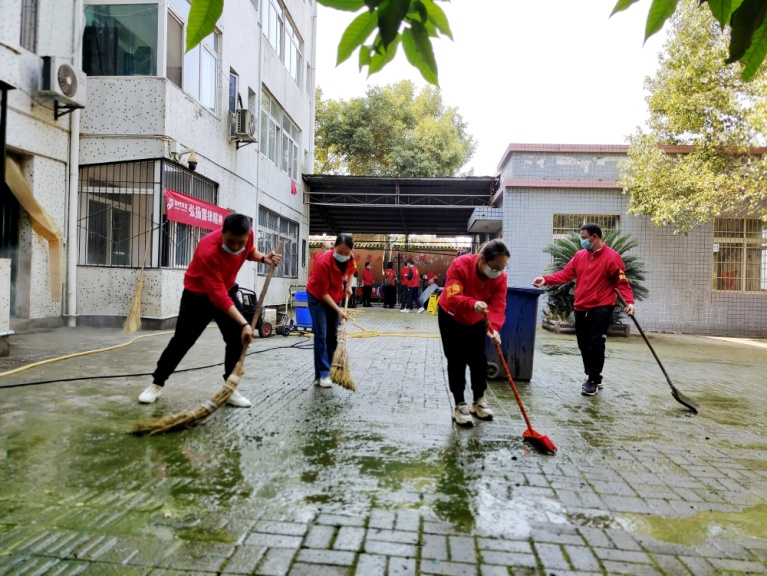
[131, 242, 282, 435]
[330, 295, 355, 391]
[123, 231, 151, 333]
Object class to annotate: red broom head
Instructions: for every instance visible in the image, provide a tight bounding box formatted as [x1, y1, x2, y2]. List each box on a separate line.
[522, 428, 557, 454]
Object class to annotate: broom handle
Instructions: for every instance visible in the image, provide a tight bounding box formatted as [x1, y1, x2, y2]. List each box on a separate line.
[485, 313, 534, 431]
[236, 241, 283, 364]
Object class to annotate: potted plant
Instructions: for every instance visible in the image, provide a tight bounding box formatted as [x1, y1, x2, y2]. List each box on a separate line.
[540, 229, 649, 336]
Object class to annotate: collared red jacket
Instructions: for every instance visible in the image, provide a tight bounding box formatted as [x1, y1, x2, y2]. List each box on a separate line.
[184, 228, 255, 311]
[307, 250, 357, 303]
[543, 244, 634, 311]
[438, 254, 507, 331]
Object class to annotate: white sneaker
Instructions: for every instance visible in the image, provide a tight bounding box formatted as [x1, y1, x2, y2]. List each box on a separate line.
[226, 390, 252, 408]
[417, 307, 425, 314]
[401, 309, 410, 313]
[452, 403, 474, 427]
[317, 376, 333, 388]
[138, 384, 163, 404]
[470, 396, 494, 420]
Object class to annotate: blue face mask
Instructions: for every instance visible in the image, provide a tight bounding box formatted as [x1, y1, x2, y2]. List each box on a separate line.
[580, 238, 593, 250]
[333, 252, 350, 262]
[221, 243, 246, 255]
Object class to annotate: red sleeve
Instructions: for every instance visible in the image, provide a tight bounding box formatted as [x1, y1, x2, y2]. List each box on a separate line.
[543, 253, 578, 285]
[487, 279, 507, 332]
[611, 253, 635, 305]
[201, 257, 234, 311]
[443, 259, 477, 317]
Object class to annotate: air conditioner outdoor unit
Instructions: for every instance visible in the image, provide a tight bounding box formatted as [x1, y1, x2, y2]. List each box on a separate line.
[230, 108, 257, 142]
[40, 56, 87, 108]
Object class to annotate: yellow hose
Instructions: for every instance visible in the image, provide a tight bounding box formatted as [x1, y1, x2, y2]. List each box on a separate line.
[0, 309, 439, 380]
[0, 329, 176, 379]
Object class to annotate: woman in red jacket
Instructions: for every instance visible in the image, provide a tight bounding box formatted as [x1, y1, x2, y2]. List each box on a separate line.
[306, 233, 356, 388]
[438, 239, 509, 426]
[382, 262, 396, 308]
[362, 262, 374, 307]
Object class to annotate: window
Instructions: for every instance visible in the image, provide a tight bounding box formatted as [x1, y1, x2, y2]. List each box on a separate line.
[262, 0, 302, 85]
[78, 159, 218, 269]
[167, 0, 220, 112]
[260, 91, 301, 178]
[183, 31, 219, 111]
[713, 218, 767, 292]
[83, 4, 158, 76]
[552, 214, 620, 241]
[166, 11, 183, 87]
[229, 70, 239, 113]
[20, 0, 38, 52]
[258, 206, 299, 278]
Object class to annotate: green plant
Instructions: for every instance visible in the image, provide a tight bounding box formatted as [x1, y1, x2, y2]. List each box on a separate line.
[541, 229, 649, 324]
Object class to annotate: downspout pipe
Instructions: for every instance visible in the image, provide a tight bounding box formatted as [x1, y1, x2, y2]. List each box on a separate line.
[66, 0, 84, 327]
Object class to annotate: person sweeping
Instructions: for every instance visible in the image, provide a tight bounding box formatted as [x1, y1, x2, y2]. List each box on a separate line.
[138, 213, 281, 407]
[533, 222, 634, 396]
[438, 240, 509, 427]
[306, 233, 355, 388]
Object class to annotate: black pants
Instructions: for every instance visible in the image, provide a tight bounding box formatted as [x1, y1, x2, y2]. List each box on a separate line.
[399, 285, 407, 309]
[153, 290, 243, 386]
[438, 305, 487, 405]
[404, 286, 419, 310]
[574, 305, 613, 385]
[384, 285, 396, 308]
[362, 286, 372, 307]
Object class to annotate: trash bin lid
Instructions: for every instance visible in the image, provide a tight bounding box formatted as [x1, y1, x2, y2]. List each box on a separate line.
[507, 286, 545, 295]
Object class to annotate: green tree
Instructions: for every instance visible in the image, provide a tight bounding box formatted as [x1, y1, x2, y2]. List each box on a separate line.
[314, 80, 476, 176]
[620, 0, 767, 231]
[185, 0, 767, 86]
[542, 230, 649, 324]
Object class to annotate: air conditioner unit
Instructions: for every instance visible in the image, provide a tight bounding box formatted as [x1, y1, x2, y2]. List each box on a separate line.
[40, 56, 87, 108]
[230, 108, 257, 142]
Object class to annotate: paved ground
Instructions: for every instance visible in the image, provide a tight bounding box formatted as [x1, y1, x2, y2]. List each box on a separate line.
[1, 307, 766, 575]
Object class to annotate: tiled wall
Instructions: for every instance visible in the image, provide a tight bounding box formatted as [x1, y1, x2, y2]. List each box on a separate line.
[501, 153, 625, 181]
[502, 152, 767, 337]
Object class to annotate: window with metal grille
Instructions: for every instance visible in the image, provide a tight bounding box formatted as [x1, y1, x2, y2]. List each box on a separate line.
[552, 214, 620, 240]
[20, 0, 38, 52]
[258, 206, 298, 278]
[713, 218, 767, 292]
[78, 159, 218, 268]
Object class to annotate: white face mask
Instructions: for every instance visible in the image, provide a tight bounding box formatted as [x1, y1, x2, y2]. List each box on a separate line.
[333, 252, 350, 262]
[483, 266, 502, 279]
[221, 244, 246, 256]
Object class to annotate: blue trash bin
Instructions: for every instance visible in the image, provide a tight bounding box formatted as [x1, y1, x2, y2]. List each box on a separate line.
[486, 287, 544, 381]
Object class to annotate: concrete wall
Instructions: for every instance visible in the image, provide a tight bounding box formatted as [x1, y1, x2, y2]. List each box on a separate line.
[501, 149, 767, 337]
[0, 0, 75, 323]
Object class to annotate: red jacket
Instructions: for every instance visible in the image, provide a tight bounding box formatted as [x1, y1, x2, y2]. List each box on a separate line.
[362, 268, 374, 286]
[307, 250, 357, 303]
[426, 272, 437, 284]
[439, 254, 507, 331]
[184, 229, 255, 312]
[383, 268, 395, 286]
[405, 265, 420, 288]
[543, 245, 634, 311]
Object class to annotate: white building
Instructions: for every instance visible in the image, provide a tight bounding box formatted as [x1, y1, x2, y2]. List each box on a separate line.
[1, 0, 316, 335]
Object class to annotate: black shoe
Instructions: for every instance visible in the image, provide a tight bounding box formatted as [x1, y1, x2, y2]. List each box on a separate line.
[581, 380, 598, 396]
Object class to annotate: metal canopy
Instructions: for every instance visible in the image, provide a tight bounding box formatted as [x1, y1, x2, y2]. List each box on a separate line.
[303, 175, 499, 235]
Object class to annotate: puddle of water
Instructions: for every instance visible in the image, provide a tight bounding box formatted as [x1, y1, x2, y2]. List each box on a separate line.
[619, 502, 767, 545]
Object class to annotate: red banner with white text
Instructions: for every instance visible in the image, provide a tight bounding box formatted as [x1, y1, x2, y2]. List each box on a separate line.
[164, 188, 231, 230]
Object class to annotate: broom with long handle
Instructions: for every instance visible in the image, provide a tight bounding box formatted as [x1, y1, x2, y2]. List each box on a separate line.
[485, 312, 557, 454]
[330, 295, 356, 391]
[123, 230, 152, 333]
[131, 242, 283, 435]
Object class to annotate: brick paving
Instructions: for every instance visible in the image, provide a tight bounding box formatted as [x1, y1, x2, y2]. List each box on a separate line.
[1, 307, 766, 575]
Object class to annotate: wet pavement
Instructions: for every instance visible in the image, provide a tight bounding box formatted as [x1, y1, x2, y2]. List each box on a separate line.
[1, 307, 766, 575]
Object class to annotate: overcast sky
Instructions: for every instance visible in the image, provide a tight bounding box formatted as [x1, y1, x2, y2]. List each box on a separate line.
[314, 0, 666, 176]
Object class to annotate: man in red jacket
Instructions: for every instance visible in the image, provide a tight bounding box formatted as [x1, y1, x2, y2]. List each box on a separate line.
[401, 259, 420, 313]
[138, 213, 281, 406]
[533, 223, 635, 396]
[362, 261, 374, 307]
